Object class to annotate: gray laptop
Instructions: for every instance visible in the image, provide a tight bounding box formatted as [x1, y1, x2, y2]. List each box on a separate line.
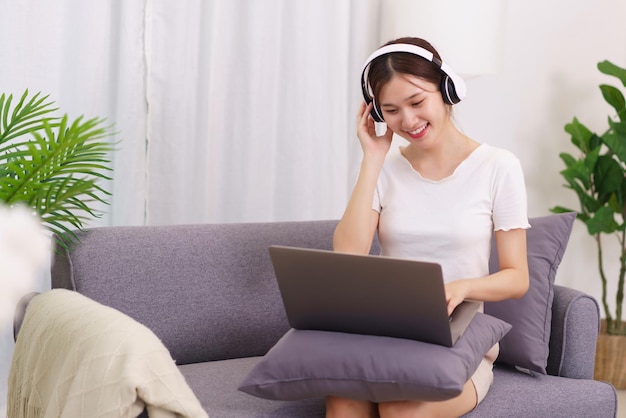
[268, 245, 480, 347]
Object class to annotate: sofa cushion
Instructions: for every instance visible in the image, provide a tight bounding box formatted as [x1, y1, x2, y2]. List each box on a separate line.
[238, 313, 511, 403]
[178, 358, 325, 418]
[464, 365, 617, 418]
[179, 355, 616, 418]
[486, 212, 576, 374]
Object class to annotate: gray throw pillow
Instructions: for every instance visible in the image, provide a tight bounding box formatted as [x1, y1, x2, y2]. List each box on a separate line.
[486, 212, 576, 374]
[238, 313, 511, 403]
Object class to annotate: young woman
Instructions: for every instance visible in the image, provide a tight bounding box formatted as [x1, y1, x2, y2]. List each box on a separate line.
[328, 37, 530, 417]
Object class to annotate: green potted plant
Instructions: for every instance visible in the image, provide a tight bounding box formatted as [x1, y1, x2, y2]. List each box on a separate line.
[551, 59, 626, 387]
[0, 90, 115, 247]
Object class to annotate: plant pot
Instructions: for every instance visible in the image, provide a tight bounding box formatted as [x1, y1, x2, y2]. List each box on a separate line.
[595, 320, 626, 389]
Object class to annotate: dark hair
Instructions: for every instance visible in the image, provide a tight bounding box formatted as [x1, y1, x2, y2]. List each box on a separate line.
[368, 37, 444, 101]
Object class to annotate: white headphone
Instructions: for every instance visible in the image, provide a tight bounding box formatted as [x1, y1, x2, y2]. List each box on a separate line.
[361, 43, 467, 122]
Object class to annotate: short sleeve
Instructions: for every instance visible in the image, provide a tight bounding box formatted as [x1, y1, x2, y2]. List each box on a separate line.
[492, 156, 530, 231]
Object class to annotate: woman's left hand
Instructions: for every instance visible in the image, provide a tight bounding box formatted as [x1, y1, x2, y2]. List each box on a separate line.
[444, 280, 471, 316]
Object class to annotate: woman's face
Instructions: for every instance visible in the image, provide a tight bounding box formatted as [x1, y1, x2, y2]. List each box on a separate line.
[377, 73, 451, 147]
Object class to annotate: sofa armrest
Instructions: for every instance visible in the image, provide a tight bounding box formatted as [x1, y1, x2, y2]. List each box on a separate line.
[13, 292, 40, 341]
[547, 284, 600, 379]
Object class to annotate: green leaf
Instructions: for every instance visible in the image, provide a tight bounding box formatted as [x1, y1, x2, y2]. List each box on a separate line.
[598, 60, 626, 88]
[591, 133, 603, 150]
[577, 212, 591, 223]
[602, 131, 626, 163]
[609, 115, 626, 135]
[562, 176, 600, 213]
[0, 104, 115, 243]
[584, 146, 601, 172]
[620, 180, 626, 218]
[551, 206, 590, 225]
[595, 154, 623, 195]
[600, 84, 626, 114]
[561, 159, 592, 190]
[586, 205, 619, 234]
[565, 117, 593, 152]
[607, 193, 626, 219]
[0, 90, 59, 144]
[550, 206, 576, 214]
[559, 152, 577, 168]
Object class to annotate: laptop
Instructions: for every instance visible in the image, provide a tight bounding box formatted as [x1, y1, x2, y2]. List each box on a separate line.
[268, 245, 480, 347]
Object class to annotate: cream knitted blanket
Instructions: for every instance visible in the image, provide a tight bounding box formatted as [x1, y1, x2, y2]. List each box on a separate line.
[8, 289, 208, 418]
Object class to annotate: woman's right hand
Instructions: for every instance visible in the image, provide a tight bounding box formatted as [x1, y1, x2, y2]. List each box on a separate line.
[356, 101, 394, 160]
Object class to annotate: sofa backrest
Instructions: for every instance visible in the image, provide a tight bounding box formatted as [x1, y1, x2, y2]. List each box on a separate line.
[49, 214, 594, 378]
[51, 220, 362, 365]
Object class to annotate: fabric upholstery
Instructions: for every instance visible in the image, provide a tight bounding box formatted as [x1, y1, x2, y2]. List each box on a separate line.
[51, 220, 340, 365]
[547, 285, 600, 379]
[36, 216, 615, 417]
[179, 358, 325, 418]
[464, 365, 617, 418]
[176, 355, 616, 418]
[486, 212, 576, 374]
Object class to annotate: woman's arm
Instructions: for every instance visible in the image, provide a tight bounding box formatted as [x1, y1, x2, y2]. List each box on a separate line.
[444, 228, 529, 315]
[332, 178, 381, 254]
[333, 102, 393, 254]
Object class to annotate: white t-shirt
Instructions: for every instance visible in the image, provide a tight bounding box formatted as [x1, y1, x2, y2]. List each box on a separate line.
[372, 143, 530, 283]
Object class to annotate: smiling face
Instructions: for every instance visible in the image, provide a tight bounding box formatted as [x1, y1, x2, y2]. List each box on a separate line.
[378, 73, 453, 148]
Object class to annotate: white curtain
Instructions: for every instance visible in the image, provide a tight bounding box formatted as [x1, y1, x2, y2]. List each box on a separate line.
[1, 1, 150, 225]
[1, 0, 380, 227]
[0, 0, 380, 412]
[145, 0, 379, 224]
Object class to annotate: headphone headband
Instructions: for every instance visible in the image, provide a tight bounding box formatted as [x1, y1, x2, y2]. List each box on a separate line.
[361, 43, 467, 122]
[361, 44, 435, 72]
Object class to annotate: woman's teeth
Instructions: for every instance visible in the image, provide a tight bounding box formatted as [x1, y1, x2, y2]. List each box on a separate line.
[409, 124, 428, 135]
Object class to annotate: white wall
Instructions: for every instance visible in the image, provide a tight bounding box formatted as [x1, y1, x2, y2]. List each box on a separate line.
[453, 0, 626, 316]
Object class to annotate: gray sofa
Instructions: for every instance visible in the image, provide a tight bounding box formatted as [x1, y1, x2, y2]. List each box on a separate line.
[14, 219, 617, 417]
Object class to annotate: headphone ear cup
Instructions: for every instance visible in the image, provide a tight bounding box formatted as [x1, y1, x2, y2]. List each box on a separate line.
[361, 70, 384, 123]
[440, 75, 460, 105]
[371, 98, 385, 123]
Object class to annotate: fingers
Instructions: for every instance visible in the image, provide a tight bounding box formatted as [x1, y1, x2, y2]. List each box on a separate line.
[356, 102, 376, 139]
[357, 101, 374, 125]
[445, 282, 464, 316]
[355, 101, 392, 157]
[358, 102, 393, 141]
[447, 298, 459, 316]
